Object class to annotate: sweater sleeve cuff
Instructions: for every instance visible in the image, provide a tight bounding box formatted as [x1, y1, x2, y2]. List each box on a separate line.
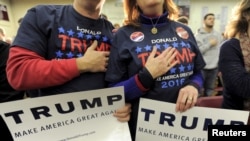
[137, 67, 154, 89]
[188, 82, 200, 91]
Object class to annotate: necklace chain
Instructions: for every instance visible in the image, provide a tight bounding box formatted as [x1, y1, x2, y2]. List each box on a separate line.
[150, 17, 160, 34]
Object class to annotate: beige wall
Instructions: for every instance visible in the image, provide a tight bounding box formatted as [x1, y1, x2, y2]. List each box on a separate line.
[102, 0, 124, 26]
[0, 0, 240, 38]
[0, 0, 15, 38]
[10, 0, 73, 36]
[189, 0, 239, 34]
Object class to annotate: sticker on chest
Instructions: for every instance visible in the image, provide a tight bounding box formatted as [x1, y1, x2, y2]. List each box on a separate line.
[130, 32, 145, 42]
[176, 27, 189, 39]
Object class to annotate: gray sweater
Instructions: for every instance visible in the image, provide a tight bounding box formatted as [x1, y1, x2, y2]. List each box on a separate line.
[195, 27, 223, 69]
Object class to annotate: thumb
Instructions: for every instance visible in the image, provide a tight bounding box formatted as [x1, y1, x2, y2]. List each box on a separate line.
[148, 46, 157, 59]
[89, 40, 98, 50]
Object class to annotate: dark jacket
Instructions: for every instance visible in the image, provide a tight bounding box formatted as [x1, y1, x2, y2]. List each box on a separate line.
[0, 40, 25, 102]
[0, 40, 25, 141]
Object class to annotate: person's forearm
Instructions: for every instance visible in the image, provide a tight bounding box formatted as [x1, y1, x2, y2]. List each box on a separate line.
[6, 47, 80, 90]
[188, 71, 203, 91]
[108, 75, 146, 101]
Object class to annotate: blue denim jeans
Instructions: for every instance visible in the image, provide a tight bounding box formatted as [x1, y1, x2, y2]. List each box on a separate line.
[202, 68, 218, 96]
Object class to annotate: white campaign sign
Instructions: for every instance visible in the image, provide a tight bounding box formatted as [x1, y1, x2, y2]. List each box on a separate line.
[0, 87, 131, 141]
[136, 98, 249, 141]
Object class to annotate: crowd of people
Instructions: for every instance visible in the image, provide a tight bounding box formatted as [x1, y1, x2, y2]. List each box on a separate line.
[0, 0, 250, 140]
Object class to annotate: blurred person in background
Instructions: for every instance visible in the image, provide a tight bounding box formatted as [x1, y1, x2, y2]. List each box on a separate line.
[177, 15, 189, 25]
[0, 27, 12, 44]
[195, 13, 223, 97]
[219, 0, 250, 124]
[0, 40, 25, 141]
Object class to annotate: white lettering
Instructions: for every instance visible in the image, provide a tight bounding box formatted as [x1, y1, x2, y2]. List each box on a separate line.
[151, 37, 178, 44]
[77, 26, 101, 35]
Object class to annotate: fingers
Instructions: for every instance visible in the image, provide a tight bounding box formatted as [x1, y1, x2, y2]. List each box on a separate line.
[104, 57, 109, 67]
[115, 114, 131, 122]
[113, 103, 132, 122]
[175, 86, 198, 112]
[103, 51, 110, 57]
[167, 53, 178, 68]
[161, 47, 175, 58]
[89, 40, 109, 71]
[87, 40, 110, 57]
[88, 40, 98, 50]
[167, 48, 177, 65]
[176, 95, 193, 113]
[160, 47, 177, 67]
[148, 46, 157, 59]
[114, 111, 131, 122]
[145, 46, 177, 79]
[115, 103, 131, 114]
[78, 40, 110, 73]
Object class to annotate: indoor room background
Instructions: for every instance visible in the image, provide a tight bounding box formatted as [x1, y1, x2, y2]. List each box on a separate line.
[0, 0, 239, 39]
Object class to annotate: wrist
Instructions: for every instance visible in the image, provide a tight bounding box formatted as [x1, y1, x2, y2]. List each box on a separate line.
[138, 67, 154, 89]
[76, 58, 88, 73]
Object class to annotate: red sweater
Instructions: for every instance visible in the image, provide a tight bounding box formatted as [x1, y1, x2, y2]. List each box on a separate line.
[6, 47, 80, 90]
